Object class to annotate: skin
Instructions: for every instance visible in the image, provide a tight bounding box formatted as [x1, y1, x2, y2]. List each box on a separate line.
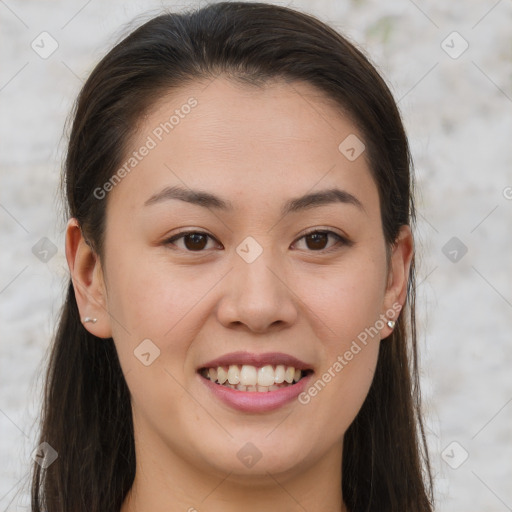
[66, 77, 413, 512]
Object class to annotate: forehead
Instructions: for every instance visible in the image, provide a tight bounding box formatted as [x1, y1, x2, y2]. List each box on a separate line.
[106, 77, 379, 218]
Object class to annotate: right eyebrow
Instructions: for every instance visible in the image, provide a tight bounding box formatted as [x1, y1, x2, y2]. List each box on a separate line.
[144, 185, 234, 211]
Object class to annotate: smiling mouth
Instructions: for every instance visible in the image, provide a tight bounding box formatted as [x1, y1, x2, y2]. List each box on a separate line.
[199, 364, 314, 392]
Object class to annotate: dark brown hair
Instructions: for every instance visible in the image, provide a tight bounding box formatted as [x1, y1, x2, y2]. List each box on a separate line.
[32, 2, 434, 511]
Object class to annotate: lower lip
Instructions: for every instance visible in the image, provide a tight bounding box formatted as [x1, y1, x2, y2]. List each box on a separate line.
[198, 372, 314, 413]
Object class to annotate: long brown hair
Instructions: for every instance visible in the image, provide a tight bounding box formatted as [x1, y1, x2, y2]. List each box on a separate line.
[31, 3, 434, 511]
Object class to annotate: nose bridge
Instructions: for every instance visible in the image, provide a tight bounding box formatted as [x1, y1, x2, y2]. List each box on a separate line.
[217, 236, 297, 331]
[235, 237, 284, 305]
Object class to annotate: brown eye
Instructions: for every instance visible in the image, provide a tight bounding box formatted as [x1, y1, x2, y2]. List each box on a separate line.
[305, 232, 329, 250]
[183, 233, 208, 251]
[293, 230, 349, 252]
[165, 231, 219, 252]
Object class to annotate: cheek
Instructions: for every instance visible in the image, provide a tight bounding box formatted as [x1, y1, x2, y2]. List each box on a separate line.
[309, 342, 380, 441]
[293, 254, 385, 432]
[104, 254, 207, 428]
[105, 249, 183, 333]
[105, 249, 229, 365]
[299, 252, 387, 340]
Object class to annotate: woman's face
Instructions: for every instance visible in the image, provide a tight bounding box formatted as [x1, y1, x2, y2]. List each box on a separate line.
[69, 77, 412, 486]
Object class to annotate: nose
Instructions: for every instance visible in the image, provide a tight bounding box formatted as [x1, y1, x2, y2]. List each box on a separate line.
[216, 248, 298, 333]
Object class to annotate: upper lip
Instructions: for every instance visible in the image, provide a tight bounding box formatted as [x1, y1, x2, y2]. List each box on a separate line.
[199, 351, 313, 371]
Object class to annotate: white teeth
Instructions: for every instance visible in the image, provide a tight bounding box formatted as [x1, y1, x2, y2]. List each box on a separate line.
[240, 365, 258, 386]
[284, 366, 295, 384]
[257, 365, 275, 387]
[217, 367, 228, 384]
[227, 365, 240, 385]
[274, 364, 285, 383]
[202, 363, 307, 391]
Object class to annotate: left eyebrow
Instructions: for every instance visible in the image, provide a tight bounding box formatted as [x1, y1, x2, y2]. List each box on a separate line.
[281, 188, 365, 216]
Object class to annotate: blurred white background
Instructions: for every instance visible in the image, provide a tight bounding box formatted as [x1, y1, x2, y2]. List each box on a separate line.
[1, 0, 511, 510]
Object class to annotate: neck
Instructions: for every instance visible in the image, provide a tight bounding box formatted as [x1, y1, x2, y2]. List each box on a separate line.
[120, 432, 347, 512]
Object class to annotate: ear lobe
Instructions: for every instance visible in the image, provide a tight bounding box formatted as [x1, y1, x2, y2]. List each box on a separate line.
[382, 224, 414, 324]
[65, 218, 112, 339]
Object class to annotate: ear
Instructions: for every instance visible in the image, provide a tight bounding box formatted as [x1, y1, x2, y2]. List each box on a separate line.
[65, 218, 112, 338]
[381, 224, 414, 338]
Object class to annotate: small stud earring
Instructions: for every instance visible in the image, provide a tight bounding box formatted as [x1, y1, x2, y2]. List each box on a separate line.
[387, 319, 395, 329]
[83, 317, 97, 324]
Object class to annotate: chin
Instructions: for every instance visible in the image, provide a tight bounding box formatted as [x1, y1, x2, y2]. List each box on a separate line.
[196, 435, 311, 478]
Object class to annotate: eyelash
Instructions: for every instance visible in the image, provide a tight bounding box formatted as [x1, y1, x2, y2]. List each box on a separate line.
[163, 228, 352, 254]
